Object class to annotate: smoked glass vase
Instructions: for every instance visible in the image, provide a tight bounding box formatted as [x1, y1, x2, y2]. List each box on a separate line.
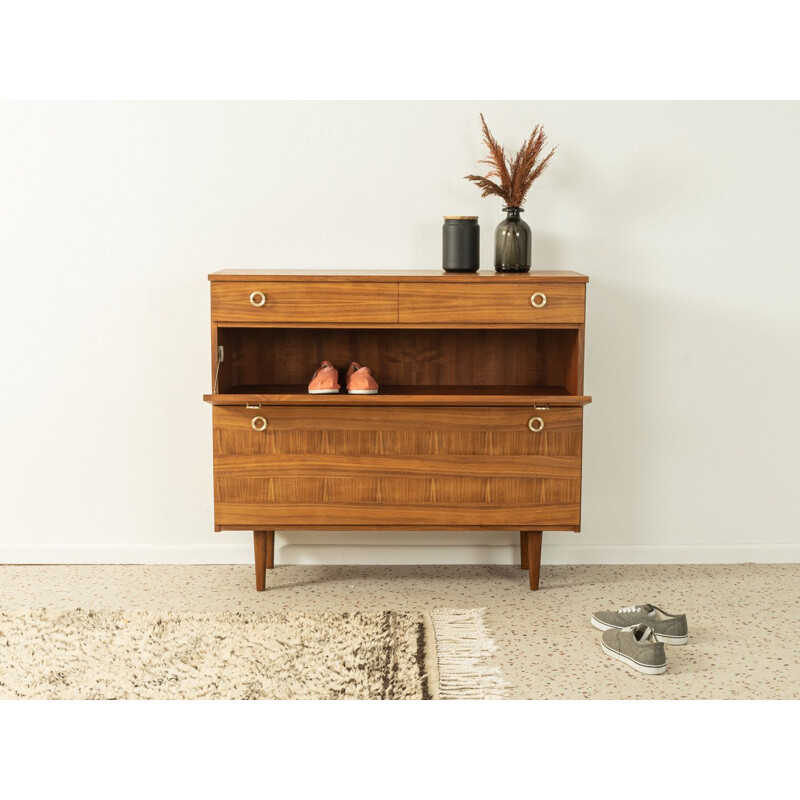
[494, 206, 531, 273]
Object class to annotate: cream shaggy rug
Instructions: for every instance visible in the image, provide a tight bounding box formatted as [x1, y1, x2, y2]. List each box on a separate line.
[0, 607, 507, 700]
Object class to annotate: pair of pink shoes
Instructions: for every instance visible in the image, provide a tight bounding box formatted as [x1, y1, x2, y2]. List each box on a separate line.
[308, 360, 379, 395]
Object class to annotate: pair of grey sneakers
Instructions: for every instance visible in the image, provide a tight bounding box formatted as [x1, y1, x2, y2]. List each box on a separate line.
[591, 604, 689, 675]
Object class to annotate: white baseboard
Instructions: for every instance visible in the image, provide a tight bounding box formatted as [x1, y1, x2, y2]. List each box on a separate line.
[2, 539, 799, 565]
[536, 543, 800, 565]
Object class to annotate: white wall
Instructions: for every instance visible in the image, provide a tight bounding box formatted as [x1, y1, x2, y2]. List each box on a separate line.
[1, 101, 798, 565]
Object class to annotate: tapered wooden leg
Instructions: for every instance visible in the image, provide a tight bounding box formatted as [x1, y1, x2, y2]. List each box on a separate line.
[520, 531, 529, 569]
[266, 530, 274, 569]
[254, 530, 274, 591]
[525, 531, 543, 590]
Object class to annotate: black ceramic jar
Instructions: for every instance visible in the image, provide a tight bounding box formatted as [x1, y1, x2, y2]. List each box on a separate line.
[442, 216, 480, 272]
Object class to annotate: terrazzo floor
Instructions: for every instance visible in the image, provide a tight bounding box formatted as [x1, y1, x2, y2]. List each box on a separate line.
[2, 563, 798, 699]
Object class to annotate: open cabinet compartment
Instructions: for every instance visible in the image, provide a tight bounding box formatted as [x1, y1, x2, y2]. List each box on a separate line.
[207, 326, 589, 405]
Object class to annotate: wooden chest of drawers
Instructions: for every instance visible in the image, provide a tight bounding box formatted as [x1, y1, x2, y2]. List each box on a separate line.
[204, 270, 590, 591]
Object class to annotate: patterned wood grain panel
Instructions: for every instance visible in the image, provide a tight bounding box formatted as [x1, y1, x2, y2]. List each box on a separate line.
[399, 283, 585, 324]
[211, 281, 398, 323]
[212, 406, 582, 527]
[213, 405, 583, 435]
[215, 477, 580, 506]
[214, 501, 581, 528]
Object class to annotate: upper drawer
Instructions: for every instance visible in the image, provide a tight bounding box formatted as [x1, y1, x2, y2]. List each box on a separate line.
[399, 283, 584, 324]
[211, 281, 398, 323]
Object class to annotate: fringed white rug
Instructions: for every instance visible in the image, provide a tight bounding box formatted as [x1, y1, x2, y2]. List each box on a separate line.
[428, 608, 509, 700]
[0, 607, 508, 700]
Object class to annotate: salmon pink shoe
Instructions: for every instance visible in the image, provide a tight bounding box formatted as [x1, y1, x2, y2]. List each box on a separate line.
[307, 360, 340, 394]
[345, 362, 379, 394]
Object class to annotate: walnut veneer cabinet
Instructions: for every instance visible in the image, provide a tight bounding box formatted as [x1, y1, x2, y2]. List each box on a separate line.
[204, 270, 591, 591]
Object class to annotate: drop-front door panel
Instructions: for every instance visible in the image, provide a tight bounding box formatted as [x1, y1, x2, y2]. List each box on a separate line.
[213, 406, 582, 529]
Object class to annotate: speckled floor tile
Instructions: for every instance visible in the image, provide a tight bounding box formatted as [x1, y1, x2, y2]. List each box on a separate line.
[1, 563, 798, 699]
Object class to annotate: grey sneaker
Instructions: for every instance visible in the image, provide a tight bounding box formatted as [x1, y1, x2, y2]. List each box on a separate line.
[591, 603, 688, 645]
[601, 624, 667, 675]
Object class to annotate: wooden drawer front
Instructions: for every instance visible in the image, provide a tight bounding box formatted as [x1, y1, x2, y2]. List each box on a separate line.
[213, 406, 582, 528]
[399, 283, 584, 324]
[211, 281, 398, 323]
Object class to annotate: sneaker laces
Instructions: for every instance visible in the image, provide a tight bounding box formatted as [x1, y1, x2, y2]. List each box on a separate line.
[623, 624, 654, 641]
[618, 605, 644, 614]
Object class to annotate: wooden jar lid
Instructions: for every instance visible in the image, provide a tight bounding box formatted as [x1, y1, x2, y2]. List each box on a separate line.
[443, 215, 478, 220]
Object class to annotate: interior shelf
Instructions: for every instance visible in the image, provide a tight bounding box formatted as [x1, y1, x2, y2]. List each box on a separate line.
[209, 326, 588, 405]
[204, 385, 591, 406]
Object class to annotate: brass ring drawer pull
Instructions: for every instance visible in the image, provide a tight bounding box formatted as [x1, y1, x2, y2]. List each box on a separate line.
[251, 416, 268, 432]
[249, 291, 266, 307]
[530, 292, 547, 308]
[528, 416, 544, 432]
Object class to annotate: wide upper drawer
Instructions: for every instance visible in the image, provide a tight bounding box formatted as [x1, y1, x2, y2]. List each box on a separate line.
[211, 281, 398, 323]
[399, 283, 585, 324]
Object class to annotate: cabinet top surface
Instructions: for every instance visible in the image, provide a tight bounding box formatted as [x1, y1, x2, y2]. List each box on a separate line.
[209, 269, 588, 283]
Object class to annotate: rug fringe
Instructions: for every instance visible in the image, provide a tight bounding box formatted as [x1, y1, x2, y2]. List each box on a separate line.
[429, 608, 510, 700]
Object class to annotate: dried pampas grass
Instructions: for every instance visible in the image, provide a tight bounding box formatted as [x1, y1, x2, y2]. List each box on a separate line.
[465, 113, 557, 208]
